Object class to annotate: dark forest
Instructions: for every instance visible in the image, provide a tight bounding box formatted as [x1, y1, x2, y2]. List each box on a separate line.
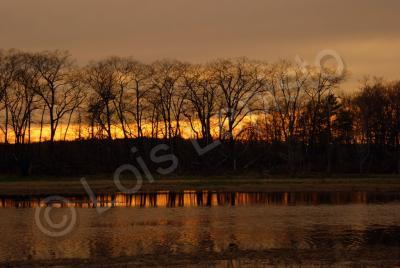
[1, 49, 400, 176]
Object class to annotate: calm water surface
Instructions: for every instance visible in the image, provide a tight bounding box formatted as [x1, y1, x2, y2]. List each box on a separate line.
[0, 191, 399, 267]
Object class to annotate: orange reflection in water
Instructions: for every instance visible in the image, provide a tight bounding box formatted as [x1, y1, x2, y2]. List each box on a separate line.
[0, 191, 399, 209]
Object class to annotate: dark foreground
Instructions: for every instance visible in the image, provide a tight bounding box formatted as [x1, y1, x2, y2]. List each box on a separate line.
[4, 249, 400, 267]
[1, 176, 400, 195]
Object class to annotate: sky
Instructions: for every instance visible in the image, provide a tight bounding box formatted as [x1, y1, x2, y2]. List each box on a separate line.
[1, 0, 400, 91]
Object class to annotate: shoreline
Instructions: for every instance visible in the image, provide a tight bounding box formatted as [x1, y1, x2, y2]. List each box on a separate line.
[1, 175, 400, 195]
[3, 248, 400, 267]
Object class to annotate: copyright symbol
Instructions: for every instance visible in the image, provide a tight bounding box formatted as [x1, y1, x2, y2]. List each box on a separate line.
[34, 196, 77, 237]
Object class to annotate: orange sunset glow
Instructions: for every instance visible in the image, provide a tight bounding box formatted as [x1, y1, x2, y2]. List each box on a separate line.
[1, 1, 400, 267]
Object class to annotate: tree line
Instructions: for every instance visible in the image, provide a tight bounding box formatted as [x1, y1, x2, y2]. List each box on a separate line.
[1, 49, 400, 176]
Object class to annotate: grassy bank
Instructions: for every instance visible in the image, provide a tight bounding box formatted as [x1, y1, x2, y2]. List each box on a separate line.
[1, 174, 400, 195]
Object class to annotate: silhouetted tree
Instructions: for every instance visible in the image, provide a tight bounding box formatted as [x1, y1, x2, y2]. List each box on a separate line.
[32, 50, 84, 142]
[211, 58, 265, 170]
[183, 64, 218, 143]
[2, 48, 400, 176]
[267, 61, 308, 173]
[0, 50, 21, 143]
[84, 58, 118, 140]
[150, 60, 188, 139]
[127, 60, 152, 138]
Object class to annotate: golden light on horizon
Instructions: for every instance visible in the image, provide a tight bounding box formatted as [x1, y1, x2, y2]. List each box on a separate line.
[0, 113, 260, 143]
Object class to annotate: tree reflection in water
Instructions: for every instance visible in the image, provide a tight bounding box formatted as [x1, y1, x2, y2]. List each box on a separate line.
[1, 191, 400, 208]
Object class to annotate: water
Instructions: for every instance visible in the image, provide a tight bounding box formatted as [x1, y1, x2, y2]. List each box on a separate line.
[0, 191, 399, 267]
[2, 191, 400, 208]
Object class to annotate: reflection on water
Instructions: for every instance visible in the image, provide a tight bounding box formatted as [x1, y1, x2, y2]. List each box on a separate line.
[1, 190, 400, 208]
[0, 191, 400, 266]
[0, 204, 399, 266]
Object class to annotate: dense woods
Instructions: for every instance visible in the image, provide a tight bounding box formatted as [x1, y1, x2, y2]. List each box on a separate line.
[1, 49, 400, 176]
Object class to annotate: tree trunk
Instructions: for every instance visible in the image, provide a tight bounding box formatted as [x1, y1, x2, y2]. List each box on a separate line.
[4, 103, 8, 144]
[105, 102, 112, 140]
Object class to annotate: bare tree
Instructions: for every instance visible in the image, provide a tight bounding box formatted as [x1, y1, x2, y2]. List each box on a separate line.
[150, 60, 188, 139]
[210, 58, 265, 170]
[211, 58, 265, 142]
[84, 58, 117, 140]
[0, 50, 21, 143]
[127, 60, 152, 138]
[7, 72, 38, 144]
[388, 81, 400, 173]
[267, 61, 306, 141]
[183, 64, 218, 143]
[63, 69, 86, 141]
[266, 60, 309, 173]
[32, 51, 85, 142]
[148, 94, 162, 139]
[109, 57, 133, 139]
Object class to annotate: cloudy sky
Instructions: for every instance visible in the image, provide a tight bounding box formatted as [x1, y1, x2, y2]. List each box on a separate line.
[1, 0, 399, 90]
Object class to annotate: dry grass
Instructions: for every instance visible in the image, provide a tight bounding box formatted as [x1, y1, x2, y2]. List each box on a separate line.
[1, 175, 400, 195]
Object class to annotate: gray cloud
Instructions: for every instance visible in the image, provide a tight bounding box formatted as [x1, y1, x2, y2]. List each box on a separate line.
[1, 0, 399, 89]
